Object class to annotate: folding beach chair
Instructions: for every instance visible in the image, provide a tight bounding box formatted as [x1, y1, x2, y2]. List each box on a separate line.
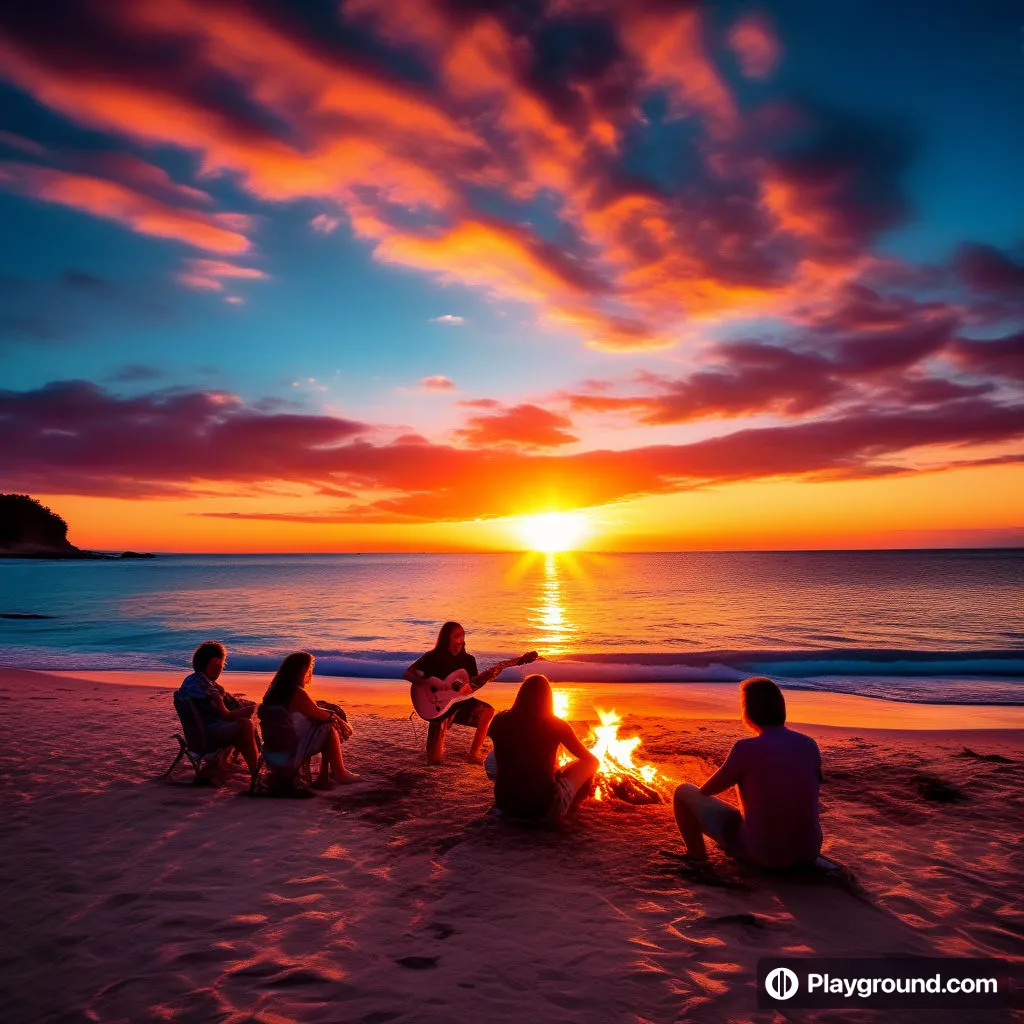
[254, 704, 315, 794]
[164, 692, 256, 784]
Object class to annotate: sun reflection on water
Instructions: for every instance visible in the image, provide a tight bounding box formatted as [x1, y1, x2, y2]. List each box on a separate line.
[528, 552, 576, 656]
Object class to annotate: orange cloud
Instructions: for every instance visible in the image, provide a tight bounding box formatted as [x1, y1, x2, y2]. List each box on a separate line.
[371, 218, 604, 308]
[0, 1, 934, 351]
[454, 403, 580, 449]
[0, 161, 250, 253]
[2, 381, 1022, 522]
[617, 4, 737, 135]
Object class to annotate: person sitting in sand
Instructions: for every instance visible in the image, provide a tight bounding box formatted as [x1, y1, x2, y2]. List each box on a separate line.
[260, 652, 359, 789]
[673, 676, 822, 870]
[177, 641, 261, 778]
[404, 621, 495, 765]
[487, 673, 599, 823]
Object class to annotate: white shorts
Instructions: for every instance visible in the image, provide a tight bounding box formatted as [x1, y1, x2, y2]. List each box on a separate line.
[675, 783, 746, 857]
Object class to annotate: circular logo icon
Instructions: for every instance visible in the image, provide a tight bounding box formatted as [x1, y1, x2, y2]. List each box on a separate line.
[765, 967, 799, 1001]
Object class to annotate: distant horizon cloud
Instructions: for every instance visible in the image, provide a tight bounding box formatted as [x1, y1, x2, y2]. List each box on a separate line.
[430, 314, 465, 325]
[2, 380, 1019, 521]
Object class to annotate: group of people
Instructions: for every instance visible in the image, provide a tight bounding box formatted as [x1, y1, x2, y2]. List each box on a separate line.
[178, 641, 359, 790]
[176, 621, 824, 871]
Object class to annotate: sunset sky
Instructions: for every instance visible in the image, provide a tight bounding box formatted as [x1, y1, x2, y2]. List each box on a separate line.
[1, 0, 1021, 552]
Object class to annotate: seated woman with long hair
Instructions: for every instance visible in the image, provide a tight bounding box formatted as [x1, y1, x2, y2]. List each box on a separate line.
[261, 652, 359, 789]
[487, 674, 598, 823]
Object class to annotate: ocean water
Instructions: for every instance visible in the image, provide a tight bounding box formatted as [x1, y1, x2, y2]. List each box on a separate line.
[1, 550, 1021, 704]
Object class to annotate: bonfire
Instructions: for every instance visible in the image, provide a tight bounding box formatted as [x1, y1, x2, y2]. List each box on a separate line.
[553, 691, 667, 804]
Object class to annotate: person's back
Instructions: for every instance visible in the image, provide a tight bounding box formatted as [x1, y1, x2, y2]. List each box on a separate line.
[488, 674, 598, 822]
[727, 726, 821, 869]
[177, 669, 224, 727]
[490, 710, 566, 818]
[673, 676, 823, 870]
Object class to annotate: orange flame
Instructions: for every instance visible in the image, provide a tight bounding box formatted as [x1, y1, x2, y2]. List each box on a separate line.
[554, 700, 666, 800]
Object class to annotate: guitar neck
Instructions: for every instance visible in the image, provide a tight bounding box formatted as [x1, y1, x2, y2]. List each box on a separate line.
[472, 657, 518, 688]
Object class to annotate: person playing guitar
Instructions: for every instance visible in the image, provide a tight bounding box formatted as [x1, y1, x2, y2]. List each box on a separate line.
[404, 621, 537, 766]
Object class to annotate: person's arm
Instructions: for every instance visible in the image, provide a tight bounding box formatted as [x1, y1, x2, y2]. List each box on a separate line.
[404, 653, 430, 685]
[700, 743, 744, 796]
[208, 691, 251, 721]
[471, 656, 506, 689]
[290, 688, 333, 723]
[559, 721, 599, 768]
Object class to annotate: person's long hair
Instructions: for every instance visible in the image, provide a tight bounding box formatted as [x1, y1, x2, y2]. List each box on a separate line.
[262, 651, 314, 707]
[434, 621, 465, 654]
[509, 673, 554, 721]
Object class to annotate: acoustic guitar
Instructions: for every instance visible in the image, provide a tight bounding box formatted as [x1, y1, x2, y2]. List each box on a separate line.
[410, 651, 539, 721]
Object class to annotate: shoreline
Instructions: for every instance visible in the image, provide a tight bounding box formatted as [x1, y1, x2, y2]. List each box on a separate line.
[35, 668, 1024, 733]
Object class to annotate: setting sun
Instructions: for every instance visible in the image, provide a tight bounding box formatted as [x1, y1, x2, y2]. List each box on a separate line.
[516, 512, 589, 553]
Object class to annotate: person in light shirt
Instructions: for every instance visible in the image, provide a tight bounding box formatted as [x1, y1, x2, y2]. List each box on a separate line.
[673, 677, 823, 869]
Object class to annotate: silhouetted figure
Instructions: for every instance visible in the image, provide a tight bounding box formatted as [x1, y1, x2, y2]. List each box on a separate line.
[674, 677, 822, 868]
[260, 652, 359, 789]
[177, 641, 260, 779]
[405, 622, 495, 764]
[487, 673, 598, 823]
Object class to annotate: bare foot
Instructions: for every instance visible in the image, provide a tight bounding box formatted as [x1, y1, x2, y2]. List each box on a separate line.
[334, 769, 361, 784]
[466, 751, 486, 765]
[313, 776, 335, 791]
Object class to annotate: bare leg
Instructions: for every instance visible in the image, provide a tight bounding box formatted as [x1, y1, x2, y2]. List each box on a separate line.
[315, 730, 360, 788]
[673, 783, 709, 861]
[559, 756, 598, 817]
[235, 718, 260, 778]
[467, 706, 495, 764]
[427, 717, 449, 765]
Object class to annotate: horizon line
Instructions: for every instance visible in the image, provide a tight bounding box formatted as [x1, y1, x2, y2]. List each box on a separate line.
[76, 545, 1024, 556]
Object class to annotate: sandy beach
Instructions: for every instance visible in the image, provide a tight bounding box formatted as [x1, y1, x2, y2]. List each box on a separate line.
[1, 668, 1021, 1023]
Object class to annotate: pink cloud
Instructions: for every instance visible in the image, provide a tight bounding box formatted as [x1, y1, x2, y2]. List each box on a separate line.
[310, 213, 341, 234]
[175, 258, 269, 292]
[728, 13, 781, 79]
[420, 375, 456, 391]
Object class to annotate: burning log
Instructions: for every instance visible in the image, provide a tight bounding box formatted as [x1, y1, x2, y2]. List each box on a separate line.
[602, 773, 664, 804]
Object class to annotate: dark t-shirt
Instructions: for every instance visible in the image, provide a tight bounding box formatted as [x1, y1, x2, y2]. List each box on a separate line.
[411, 649, 478, 682]
[489, 711, 574, 819]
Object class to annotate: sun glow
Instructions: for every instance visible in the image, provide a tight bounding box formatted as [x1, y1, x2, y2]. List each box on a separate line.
[516, 512, 589, 552]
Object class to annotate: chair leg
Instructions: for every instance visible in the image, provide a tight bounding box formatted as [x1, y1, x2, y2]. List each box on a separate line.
[250, 755, 264, 793]
[163, 747, 186, 778]
[163, 736, 188, 778]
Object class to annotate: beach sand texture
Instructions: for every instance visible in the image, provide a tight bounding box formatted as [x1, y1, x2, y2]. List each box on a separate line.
[1, 669, 1021, 1023]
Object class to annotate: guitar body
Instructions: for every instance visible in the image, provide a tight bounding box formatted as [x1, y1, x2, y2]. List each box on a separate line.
[410, 670, 477, 721]
[409, 651, 539, 722]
